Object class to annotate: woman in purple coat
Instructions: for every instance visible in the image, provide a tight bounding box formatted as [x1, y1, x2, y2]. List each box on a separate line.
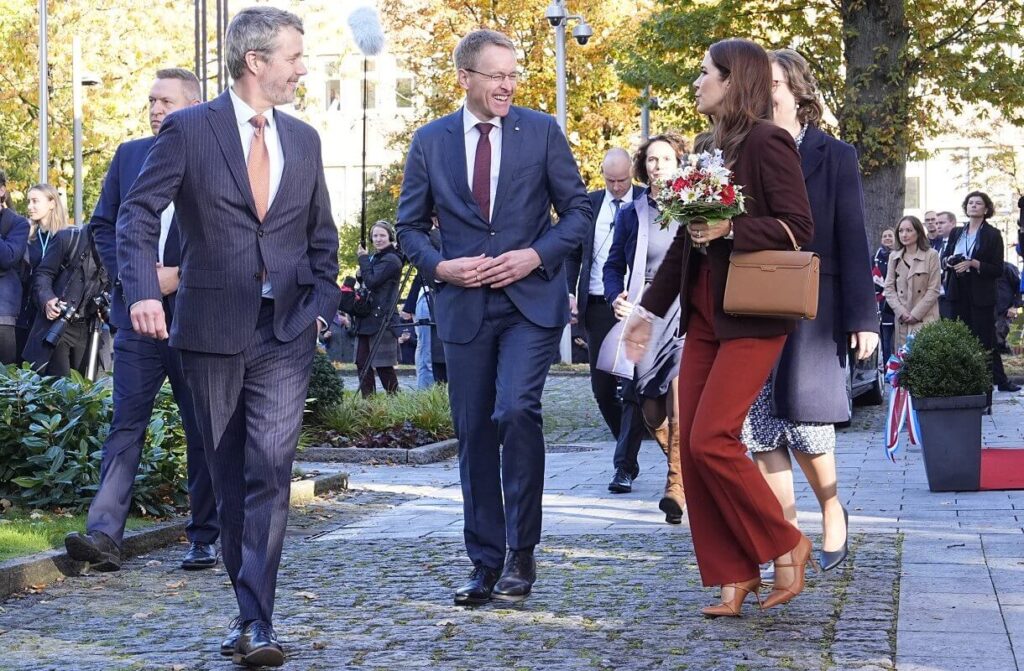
[741, 49, 879, 572]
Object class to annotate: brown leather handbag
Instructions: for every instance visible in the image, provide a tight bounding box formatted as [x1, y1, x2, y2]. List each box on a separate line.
[723, 219, 820, 320]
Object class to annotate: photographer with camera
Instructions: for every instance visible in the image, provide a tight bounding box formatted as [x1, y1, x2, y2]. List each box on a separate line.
[22, 210, 110, 377]
[941, 191, 1019, 398]
[354, 220, 403, 397]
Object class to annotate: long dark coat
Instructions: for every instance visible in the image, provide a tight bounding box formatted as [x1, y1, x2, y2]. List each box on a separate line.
[770, 125, 879, 423]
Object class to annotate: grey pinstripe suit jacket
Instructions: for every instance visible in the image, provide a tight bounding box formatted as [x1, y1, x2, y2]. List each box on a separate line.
[116, 90, 340, 355]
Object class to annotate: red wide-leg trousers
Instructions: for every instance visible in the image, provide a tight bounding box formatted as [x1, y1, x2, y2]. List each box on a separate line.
[678, 260, 803, 586]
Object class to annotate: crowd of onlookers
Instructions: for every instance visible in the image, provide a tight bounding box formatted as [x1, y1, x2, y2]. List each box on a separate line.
[0, 173, 113, 376]
[871, 196, 1024, 398]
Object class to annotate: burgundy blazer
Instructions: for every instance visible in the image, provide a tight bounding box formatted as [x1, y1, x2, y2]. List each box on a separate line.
[640, 122, 814, 340]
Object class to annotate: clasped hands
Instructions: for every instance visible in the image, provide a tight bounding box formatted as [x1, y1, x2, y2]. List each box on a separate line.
[435, 249, 541, 289]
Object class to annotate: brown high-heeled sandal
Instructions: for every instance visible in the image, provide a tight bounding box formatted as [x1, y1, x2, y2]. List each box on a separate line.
[701, 577, 762, 618]
[761, 534, 815, 610]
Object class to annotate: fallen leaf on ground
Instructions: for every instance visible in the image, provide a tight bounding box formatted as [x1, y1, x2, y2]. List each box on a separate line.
[295, 591, 318, 600]
[165, 581, 185, 589]
[145, 560, 162, 567]
[312, 641, 327, 650]
[131, 612, 151, 620]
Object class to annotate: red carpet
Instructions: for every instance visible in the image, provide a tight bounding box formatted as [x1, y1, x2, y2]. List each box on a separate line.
[980, 449, 1024, 490]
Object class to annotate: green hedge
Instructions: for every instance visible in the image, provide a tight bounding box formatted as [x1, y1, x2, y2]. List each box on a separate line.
[0, 366, 187, 515]
[902, 320, 992, 398]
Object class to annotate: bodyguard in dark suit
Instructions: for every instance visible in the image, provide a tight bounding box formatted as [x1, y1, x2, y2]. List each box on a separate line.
[397, 29, 590, 606]
[0, 175, 29, 364]
[64, 69, 219, 573]
[565, 149, 641, 439]
[117, 8, 340, 667]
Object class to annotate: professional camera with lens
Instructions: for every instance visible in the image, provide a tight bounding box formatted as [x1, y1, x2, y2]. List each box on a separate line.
[945, 253, 966, 269]
[43, 301, 78, 346]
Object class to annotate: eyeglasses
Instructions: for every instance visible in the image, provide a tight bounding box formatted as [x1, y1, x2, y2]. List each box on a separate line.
[464, 68, 521, 83]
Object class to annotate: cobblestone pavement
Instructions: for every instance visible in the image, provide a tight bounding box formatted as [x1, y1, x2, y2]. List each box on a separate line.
[2, 375, 1022, 670]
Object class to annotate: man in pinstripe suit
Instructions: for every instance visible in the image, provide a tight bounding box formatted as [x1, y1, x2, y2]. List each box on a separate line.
[117, 7, 339, 667]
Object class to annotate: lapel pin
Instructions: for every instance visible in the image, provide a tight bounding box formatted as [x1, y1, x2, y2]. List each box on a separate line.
[514, 126, 519, 131]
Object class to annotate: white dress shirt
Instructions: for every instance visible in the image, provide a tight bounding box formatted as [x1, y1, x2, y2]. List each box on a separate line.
[229, 87, 284, 297]
[158, 203, 174, 265]
[589, 189, 633, 295]
[462, 106, 502, 220]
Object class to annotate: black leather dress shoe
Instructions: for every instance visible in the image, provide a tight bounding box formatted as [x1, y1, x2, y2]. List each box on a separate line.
[220, 616, 243, 657]
[492, 549, 536, 602]
[64, 531, 121, 572]
[233, 620, 284, 667]
[998, 382, 1021, 392]
[819, 507, 850, 572]
[608, 468, 633, 493]
[454, 564, 500, 606]
[181, 541, 218, 570]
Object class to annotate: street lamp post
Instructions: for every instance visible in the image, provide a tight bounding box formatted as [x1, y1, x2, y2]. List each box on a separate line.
[544, 0, 592, 362]
[72, 36, 100, 227]
[39, 0, 48, 184]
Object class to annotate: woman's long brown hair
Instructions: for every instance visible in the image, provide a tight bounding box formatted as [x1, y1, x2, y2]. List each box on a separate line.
[707, 39, 774, 166]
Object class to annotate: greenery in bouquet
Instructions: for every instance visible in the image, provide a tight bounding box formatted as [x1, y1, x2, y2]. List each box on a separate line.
[654, 149, 746, 229]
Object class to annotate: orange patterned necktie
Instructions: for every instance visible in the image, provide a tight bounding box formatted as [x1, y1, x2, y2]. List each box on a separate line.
[248, 115, 269, 221]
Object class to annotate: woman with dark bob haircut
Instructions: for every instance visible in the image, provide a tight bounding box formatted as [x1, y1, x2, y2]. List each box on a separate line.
[623, 38, 816, 617]
[602, 132, 689, 524]
[941, 190, 1017, 398]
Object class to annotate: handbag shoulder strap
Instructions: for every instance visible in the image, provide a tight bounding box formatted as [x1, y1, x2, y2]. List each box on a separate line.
[776, 219, 801, 252]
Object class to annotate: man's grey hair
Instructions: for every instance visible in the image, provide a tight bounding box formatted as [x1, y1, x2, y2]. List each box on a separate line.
[225, 6, 304, 80]
[453, 29, 516, 71]
[155, 68, 202, 102]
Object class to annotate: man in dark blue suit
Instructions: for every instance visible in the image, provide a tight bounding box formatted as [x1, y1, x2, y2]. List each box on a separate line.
[397, 29, 591, 606]
[65, 68, 219, 574]
[565, 148, 642, 439]
[117, 8, 339, 667]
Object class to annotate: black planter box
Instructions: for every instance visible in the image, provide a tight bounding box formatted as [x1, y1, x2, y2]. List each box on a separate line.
[914, 394, 987, 492]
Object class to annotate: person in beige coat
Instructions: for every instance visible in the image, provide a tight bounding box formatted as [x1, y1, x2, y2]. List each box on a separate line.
[883, 215, 941, 350]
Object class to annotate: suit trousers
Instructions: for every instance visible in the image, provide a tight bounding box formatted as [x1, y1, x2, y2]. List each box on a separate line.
[443, 289, 561, 570]
[611, 378, 647, 477]
[583, 300, 623, 438]
[414, 292, 434, 389]
[181, 301, 317, 624]
[0, 325, 16, 365]
[87, 329, 218, 547]
[678, 259, 803, 586]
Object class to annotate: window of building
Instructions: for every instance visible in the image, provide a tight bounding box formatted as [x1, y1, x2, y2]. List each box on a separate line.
[395, 77, 413, 108]
[326, 79, 341, 111]
[904, 175, 920, 210]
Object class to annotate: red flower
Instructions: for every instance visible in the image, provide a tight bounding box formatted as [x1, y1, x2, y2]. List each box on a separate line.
[721, 184, 735, 206]
[673, 177, 686, 191]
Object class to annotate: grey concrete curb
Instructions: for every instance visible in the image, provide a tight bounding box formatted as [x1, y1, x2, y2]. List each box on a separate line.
[0, 471, 349, 600]
[297, 438, 458, 465]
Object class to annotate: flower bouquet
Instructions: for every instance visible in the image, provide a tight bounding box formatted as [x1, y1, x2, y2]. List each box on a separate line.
[653, 149, 746, 246]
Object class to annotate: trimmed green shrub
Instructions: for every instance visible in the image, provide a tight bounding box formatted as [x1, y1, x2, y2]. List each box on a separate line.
[313, 384, 453, 442]
[901, 320, 991, 398]
[307, 351, 345, 414]
[0, 365, 187, 515]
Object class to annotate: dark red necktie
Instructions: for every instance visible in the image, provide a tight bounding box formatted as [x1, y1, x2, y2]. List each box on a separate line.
[472, 123, 492, 221]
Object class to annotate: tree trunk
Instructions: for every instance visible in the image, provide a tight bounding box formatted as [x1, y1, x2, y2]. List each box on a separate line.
[839, 0, 911, 247]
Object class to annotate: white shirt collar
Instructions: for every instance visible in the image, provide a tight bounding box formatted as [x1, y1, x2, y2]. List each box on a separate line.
[605, 188, 633, 204]
[462, 105, 502, 135]
[229, 87, 275, 130]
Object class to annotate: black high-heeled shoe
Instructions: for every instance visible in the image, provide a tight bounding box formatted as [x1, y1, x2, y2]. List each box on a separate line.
[818, 506, 849, 572]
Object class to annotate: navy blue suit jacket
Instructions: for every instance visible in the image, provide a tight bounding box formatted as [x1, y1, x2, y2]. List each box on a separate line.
[602, 192, 648, 305]
[117, 90, 340, 355]
[565, 185, 643, 323]
[91, 136, 182, 330]
[0, 208, 30, 319]
[396, 106, 592, 343]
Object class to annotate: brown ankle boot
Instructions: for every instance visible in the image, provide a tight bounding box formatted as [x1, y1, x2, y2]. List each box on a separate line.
[658, 420, 686, 524]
